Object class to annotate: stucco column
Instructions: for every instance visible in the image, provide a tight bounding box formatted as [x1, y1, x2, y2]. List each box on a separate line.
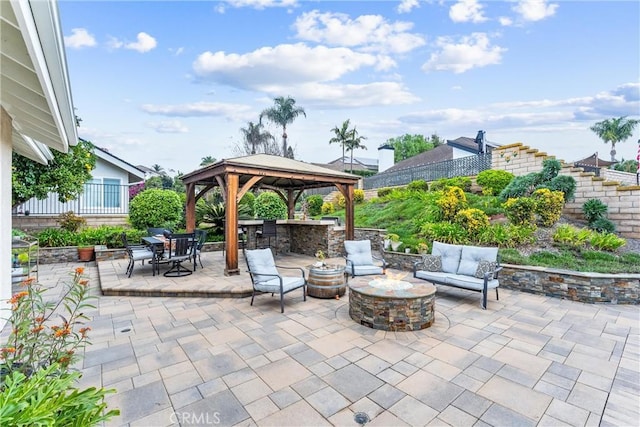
[1, 108, 13, 331]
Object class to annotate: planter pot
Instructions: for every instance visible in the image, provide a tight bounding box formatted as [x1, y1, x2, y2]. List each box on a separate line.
[383, 239, 391, 250]
[390, 241, 402, 252]
[77, 246, 95, 262]
[405, 248, 411, 254]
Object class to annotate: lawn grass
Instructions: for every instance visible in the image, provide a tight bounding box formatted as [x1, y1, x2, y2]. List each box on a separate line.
[499, 248, 640, 274]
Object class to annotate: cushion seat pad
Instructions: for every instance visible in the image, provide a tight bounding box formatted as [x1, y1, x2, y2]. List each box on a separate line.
[255, 276, 305, 294]
[415, 270, 499, 291]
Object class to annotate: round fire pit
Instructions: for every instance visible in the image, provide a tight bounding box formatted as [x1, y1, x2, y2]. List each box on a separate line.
[348, 276, 436, 331]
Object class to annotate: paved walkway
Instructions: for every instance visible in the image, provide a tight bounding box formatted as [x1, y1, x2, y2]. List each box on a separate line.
[20, 254, 640, 426]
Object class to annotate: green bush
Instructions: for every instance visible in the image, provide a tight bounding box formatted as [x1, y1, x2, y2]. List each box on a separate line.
[582, 199, 608, 223]
[420, 222, 468, 244]
[354, 189, 365, 203]
[454, 208, 490, 234]
[543, 175, 576, 202]
[407, 180, 429, 192]
[499, 159, 575, 202]
[502, 197, 537, 227]
[129, 189, 183, 230]
[37, 228, 76, 247]
[254, 191, 287, 219]
[532, 188, 565, 227]
[57, 211, 86, 232]
[590, 232, 626, 251]
[476, 170, 514, 196]
[238, 192, 256, 219]
[197, 201, 226, 236]
[306, 195, 324, 216]
[590, 218, 616, 233]
[321, 201, 335, 214]
[430, 177, 472, 192]
[473, 224, 535, 247]
[538, 158, 562, 182]
[377, 187, 392, 198]
[435, 186, 468, 222]
[552, 224, 592, 249]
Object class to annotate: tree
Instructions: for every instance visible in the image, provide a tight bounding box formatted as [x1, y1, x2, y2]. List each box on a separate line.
[12, 139, 96, 208]
[259, 96, 306, 158]
[345, 127, 368, 173]
[239, 121, 275, 155]
[329, 119, 353, 171]
[200, 156, 216, 166]
[151, 164, 165, 175]
[590, 116, 640, 162]
[612, 159, 639, 173]
[386, 134, 439, 163]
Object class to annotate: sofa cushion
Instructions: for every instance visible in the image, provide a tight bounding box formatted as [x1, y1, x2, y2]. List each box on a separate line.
[475, 260, 497, 279]
[255, 276, 305, 294]
[345, 240, 374, 266]
[431, 241, 463, 274]
[353, 265, 384, 276]
[415, 270, 450, 283]
[457, 246, 498, 277]
[447, 274, 499, 291]
[421, 254, 442, 272]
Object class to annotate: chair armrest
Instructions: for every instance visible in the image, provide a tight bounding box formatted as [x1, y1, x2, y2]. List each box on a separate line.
[413, 260, 423, 274]
[276, 266, 306, 280]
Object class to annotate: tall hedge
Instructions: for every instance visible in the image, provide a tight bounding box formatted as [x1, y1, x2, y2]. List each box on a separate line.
[254, 191, 287, 220]
[129, 189, 183, 230]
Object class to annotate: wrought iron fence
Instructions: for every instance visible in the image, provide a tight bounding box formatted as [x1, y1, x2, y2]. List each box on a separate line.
[363, 153, 492, 190]
[12, 183, 133, 216]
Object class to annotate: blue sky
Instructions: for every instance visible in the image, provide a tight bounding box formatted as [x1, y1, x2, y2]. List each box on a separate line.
[59, 0, 640, 174]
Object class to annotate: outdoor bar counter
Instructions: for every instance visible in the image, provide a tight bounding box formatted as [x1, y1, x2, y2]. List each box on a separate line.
[239, 219, 346, 258]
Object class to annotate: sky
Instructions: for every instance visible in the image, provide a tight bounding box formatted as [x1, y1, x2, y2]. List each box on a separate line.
[59, 0, 640, 175]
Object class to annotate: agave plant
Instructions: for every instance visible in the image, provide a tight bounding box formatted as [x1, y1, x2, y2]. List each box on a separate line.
[197, 201, 226, 236]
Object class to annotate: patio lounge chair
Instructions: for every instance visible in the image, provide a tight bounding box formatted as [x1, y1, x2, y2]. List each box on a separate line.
[344, 239, 387, 278]
[244, 248, 306, 313]
[121, 233, 155, 278]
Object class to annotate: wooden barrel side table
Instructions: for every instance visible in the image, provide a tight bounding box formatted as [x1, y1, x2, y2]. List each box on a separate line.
[307, 264, 346, 298]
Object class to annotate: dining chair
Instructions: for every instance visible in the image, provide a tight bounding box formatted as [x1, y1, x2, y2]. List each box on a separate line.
[192, 229, 207, 270]
[121, 233, 155, 278]
[163, 232, 196, 277]
[255, 219, 277, 254]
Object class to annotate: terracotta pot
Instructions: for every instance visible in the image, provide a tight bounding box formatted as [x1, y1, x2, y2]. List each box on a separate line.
[77, 246, 94, 262]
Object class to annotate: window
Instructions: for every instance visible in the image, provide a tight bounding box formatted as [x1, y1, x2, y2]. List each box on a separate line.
[83, 178, 122, 209]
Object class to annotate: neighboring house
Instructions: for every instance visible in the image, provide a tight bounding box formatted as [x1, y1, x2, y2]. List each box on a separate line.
[13, 144, 145, 216]
[320, 156, 378, 173]
[383, 134, 500, 173]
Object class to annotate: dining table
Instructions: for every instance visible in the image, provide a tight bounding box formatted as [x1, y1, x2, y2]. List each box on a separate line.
[142, 236, 166, 275]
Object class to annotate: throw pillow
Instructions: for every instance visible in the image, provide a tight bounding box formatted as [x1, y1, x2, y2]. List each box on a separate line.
[475, 260, 497, 279]
[422, 254, 442, 272]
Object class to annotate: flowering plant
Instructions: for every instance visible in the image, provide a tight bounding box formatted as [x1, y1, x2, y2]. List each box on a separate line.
[315, 250, 326, 262]
[1, 267, 94, 377]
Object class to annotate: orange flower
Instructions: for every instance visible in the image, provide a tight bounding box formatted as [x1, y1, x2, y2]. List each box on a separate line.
[9, 291, 28, 305]
[31, 325, 45, 333]
[79, 279, 89, 286]
[20, 277, 36, 286]
[51, 325, 60, 331]
[54, 327, 71, 337]
[35, 316, 44, 323]
[1, 347, 16, 354]
[79, 327, 91, 337]
[75, 267, 85, 275]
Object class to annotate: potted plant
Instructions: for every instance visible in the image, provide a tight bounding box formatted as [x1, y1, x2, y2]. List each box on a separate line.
[76, 235, 95, 262]
[387, 234, 402, 252]
[314, 249, 326, 267]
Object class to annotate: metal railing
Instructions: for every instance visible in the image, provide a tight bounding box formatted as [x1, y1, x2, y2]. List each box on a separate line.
[363, 153, 492, 190]
[13, 183, 133, 215]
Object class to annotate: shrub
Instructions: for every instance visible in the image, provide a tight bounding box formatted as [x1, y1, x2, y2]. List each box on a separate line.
[435, 186, 468, 222]
[37, 228, 76, 247]
[502, 197, 537, 227]
[57, 211, 86, 232]
[306, 195, 324, 216]
[254, 191, 287, 220]
[499, 174, 539, 200]
[430, 177, 472, 192]
[474, 224, 536, 247]
[582, 199, 608, 223]
[129, 189, 183, 231]
[532, 188, 565, 226]
[539, 158, 562, 182]
[354, 189, 365, 203]
[552, 224, 592, 249]
[454, 208, 490, 234]
[476, 170, 515, 196]
[420, 222, 468, 245]
[543, 175, 576, 202]
[407, 180, 429, 192]
[197, 201, 225, 236]
[590, 232, 626, 251]
[590, 218, 616, 233]
[334, 193, 346, 208]
[321, 202, 335, 214]
[377, 187, 392, 198]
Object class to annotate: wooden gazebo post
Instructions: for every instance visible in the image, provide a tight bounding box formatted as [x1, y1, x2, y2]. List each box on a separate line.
[185, 183, 196, 232]
[225, 173, 239, 275]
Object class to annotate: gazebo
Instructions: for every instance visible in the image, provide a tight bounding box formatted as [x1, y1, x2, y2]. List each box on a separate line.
[180, 154, 361, 275]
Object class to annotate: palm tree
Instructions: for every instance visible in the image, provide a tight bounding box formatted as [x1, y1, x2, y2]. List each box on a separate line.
[151, 164, 165, 175]
[345, 127, 368, 173]
[590, 116, 640, 162]
[240, 121, 275, 155]
[259, 96, 306, 158]
[329, 119, 353, 172]
[200, 156, 216, 166]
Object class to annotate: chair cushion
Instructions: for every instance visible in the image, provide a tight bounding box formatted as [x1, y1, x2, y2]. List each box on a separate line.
[446, 274, 499, 291]
[414, 270, 450, 283]
[421, 254, 442, 272]
[245, 248, 279, 283]
[457, 246, 498, 277]
[255, 276, 305, 294]
[475, 260, 497, 279]
[344, 240, 374, 266]
[352, 265, 384, 276]
[130, 249, 154, 261]
[431, 241, 463, 274]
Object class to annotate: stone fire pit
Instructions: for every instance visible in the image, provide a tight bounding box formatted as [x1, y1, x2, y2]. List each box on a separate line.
[348, 275, 436, 331]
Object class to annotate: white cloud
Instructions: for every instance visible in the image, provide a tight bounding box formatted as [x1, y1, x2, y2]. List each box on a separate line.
[513, 0, 558, 22]
[422, 33, 506, 73]
[449, 0, 488, 23]
[397, 0, 420, 14]
[217, 0, 297, 12]
[169, 47, 185, 56]
[64, 28, 97, 49]
[148, 120, 189, 133]
[125, 32, 157, 53]
[498, 16, 513, 26]
[293, 11, 425, 54]
[193, 43, 383, 89]
[141, 101, 254, 121]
